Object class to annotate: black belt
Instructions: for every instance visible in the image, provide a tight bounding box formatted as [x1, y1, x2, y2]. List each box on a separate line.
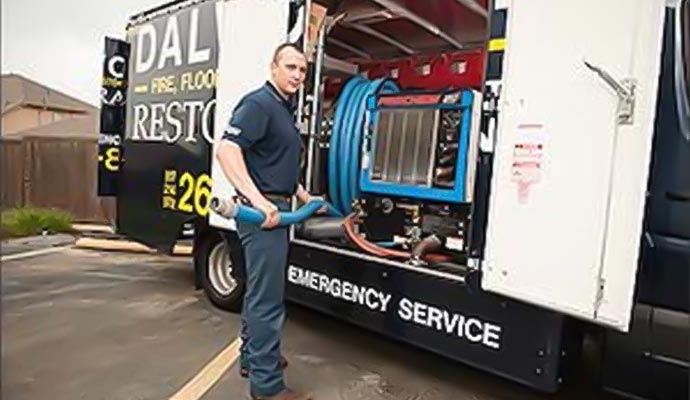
[238, 193, 291, 204]
[264, 193, 291, 202]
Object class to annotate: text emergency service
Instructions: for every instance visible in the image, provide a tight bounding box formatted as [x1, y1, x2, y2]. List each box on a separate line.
[288, 266, 502, 350]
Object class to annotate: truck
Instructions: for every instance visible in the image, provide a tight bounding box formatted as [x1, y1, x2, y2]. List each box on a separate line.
[96, 0, 689, 398]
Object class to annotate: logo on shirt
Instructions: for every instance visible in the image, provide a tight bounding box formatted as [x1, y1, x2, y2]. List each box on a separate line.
[224, 125, 242, 137]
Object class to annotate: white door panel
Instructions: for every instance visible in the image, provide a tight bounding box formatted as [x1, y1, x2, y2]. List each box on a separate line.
[595, 1, 667, 329]
[210, 0, 290, 231]
[483, 0, 665, 330]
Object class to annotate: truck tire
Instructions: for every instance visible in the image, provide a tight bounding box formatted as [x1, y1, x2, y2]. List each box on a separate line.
[197, 233, 244, 312]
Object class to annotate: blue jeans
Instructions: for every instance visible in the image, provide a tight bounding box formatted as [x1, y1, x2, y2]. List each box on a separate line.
[237, 199, 290, 397]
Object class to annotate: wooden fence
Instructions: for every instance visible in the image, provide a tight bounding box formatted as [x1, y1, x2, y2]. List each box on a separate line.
[1, 135, 116, 223]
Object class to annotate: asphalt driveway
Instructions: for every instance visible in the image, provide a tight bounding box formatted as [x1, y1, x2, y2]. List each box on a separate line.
[1, 246, 619, 400]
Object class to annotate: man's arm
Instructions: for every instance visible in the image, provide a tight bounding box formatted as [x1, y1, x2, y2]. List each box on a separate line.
[216, 141, 267, 207]
[216, 141, 279, 227]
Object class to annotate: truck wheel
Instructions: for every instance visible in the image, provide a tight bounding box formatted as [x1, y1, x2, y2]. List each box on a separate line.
[198, 234, 244, 312]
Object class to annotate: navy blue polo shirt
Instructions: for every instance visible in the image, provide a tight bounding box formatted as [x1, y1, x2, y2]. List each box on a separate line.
[222, 81, 302, 195]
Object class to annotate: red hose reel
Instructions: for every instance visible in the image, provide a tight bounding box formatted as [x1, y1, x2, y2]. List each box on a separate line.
[325, 49, 486, 100]
[362, 49, 486, 90]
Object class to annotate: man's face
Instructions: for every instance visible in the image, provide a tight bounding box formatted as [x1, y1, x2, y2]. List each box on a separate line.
[271, 47, 307, 96]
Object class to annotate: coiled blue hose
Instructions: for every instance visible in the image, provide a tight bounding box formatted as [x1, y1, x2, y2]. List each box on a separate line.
[329, 76, 363, 213]
[329, 77, 399, 214]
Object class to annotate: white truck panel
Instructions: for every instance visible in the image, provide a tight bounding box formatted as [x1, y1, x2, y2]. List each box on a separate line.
[483, 0, 665, 330]
[210, 0, 290, 231]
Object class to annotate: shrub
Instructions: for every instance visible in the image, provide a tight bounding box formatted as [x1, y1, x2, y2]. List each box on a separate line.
[1, 207, 74, 239]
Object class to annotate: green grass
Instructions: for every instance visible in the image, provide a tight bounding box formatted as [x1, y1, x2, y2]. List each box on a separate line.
[1, 207, 74, 239]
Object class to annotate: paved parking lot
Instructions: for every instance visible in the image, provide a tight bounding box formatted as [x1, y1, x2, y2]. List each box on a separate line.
[2, 246, 620, 400]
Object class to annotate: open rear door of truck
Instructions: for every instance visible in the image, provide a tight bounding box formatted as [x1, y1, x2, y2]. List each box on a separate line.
[483, 0, 666, 331]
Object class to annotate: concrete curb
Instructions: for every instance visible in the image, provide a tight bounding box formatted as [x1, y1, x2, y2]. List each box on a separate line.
[1, 234, 77, 257]
[72, 224, 115, 234]
[74, 237, 193, 256]
[71, 224, 122, 240]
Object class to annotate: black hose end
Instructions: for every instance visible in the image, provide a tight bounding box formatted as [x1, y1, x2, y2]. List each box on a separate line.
[210, 197, 220, 210]
[297, 217, 347, 240]
[411, 234, 446, 259]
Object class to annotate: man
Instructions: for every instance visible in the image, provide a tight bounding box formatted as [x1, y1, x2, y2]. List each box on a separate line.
[215, 43, 316, 400]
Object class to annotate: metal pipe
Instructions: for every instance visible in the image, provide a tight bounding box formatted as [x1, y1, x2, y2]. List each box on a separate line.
[411, 110, 423, 184]
[343, 9, 394, 23]
[344, 22, 416, 55]
[290, 0, 310, 240]
[306, 23, 326, 191]
[328, 37, 372, 59]
[396, 112, 409, 182]
[296, 0, 311, 129]
[426, 110, 441, 186]
[368, 0, 466, 49]
[453, 0, 488, 18]
[382, 111, 395, 181]
[324, 54, 360, 75]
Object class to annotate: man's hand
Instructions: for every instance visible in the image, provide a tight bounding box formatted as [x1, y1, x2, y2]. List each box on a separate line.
[296, 184, 328, 214]
[303, 194, 329, 215]
[295, 184, 310, 204]
[255, 199, 280, 229]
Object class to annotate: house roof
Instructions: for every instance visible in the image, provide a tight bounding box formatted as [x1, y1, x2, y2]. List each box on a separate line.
[12, 112, 99, 138]
[1, 73, 98, 115]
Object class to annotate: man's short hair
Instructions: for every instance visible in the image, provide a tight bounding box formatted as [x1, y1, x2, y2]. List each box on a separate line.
[272, 42, 304, 63]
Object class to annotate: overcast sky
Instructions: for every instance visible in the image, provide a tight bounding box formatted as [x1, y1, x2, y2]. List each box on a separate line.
[2, 0, 163, 106]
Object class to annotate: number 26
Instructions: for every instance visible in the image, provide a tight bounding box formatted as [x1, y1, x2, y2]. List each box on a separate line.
[178, 173, 212, 216]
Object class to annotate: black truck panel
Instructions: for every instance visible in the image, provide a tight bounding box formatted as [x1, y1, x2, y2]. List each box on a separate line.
[287, 242, 580, 392]
[118, 0, 219, 250]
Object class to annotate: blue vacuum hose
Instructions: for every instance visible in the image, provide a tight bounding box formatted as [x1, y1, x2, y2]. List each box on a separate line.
[210, 197, 342, 227]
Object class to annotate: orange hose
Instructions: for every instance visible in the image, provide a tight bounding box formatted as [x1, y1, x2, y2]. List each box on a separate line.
[344, 214, 454, 263]
[425, 253, 454, 263]
[344, 215, 393, 257]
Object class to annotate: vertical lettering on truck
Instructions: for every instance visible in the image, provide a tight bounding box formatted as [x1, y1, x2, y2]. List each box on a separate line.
[98, 37, 129, 196]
